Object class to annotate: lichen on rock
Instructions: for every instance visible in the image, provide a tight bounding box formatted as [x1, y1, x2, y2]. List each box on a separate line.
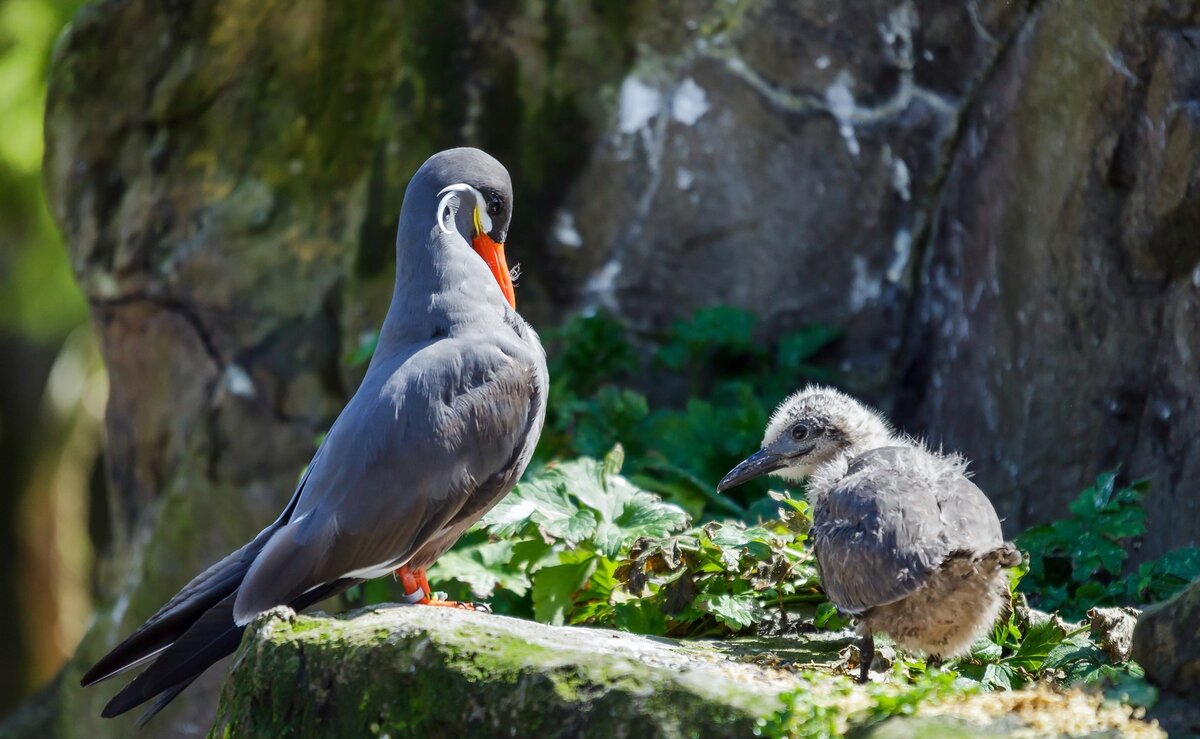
[209, 605, 1162, 738]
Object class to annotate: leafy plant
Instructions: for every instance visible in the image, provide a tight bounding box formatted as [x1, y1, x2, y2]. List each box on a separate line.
[425, 452, 1166, 701]
[534, 308, 840, 519]
[344, 307, 1179, 722]
[1017, 471, 1200, 618]
[754, 668, 973, 738]
[954, 601, 1142, 692]
[429, 446, 836, 636]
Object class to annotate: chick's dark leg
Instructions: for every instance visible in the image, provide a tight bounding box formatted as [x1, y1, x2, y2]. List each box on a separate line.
[858, 632, 874, 684]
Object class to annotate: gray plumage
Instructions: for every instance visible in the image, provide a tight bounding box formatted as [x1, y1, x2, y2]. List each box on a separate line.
[83, 147, 548, 721]
[718, 385, 1019, 681]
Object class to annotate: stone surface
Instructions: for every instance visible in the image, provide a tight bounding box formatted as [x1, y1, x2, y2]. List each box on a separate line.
[1133, 578, 1200, 700]
[894, 0, 1200, 552]
[34, 0, 1200, 734]
[208, 605, 1159, 739]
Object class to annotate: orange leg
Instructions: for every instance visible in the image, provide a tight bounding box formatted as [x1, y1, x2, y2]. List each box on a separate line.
[394, 566, 483, 610]
[395, 565, 431, 604]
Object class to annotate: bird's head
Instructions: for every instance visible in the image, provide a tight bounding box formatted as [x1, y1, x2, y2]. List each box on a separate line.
[407, 147, 517, 307]
[717, 385, 894, 491]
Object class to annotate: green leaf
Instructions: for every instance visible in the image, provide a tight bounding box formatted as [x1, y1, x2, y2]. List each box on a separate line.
[553, 455, 688, 555]
[428, 539, 528, 599]
[695, 592, 767, 630]
[592, 521, 626, 559]
[1101, 506, 1145, 540]
[532, 560, 595, 625]
[601, 444, 625, 478]
[487, 470, 598, 543]
[969, 639, 1003, 662]
[345, 330, 379, 367]
[1104, 674, 1158, 709]
[813, 601, 849, 630]
[1043, 638, 1103, 672]
[613, 600, 668, 635]
[981, 663, 1015, 690]
[1155, 547, 1200, 580]
[1004, 619, 1067, 671]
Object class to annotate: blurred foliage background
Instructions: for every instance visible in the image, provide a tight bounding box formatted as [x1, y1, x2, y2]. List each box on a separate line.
[0, 0, 97, 714]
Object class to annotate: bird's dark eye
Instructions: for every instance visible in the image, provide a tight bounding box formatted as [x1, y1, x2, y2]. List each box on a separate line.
[486, 195, 503, 217]
[791, 423, 810, 441]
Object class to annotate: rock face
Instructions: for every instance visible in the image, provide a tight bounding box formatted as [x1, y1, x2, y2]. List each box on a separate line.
[1133, 579, 1200, 700]
[895, 1, 1200, 549]
[209, 605, 1158, 739]
[211, 606, 839, 738]
[37, 0, 1200, 734]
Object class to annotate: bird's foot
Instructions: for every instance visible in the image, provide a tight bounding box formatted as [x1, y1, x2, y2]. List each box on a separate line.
[857, 633, 874, 684]
[422, 599, 491, 612]
[395, 566, 489, 611]
[395, 565, 433, 604]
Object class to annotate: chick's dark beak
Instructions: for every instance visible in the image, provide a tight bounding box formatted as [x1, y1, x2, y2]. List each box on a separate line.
[717, 449, 786, 492]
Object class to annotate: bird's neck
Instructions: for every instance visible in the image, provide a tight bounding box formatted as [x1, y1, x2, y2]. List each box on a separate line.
[373, 224, 511, 356]
[806, 427, 907, 504]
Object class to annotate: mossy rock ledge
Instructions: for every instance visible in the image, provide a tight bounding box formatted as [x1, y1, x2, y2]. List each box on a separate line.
[209, 605, 1160, 738]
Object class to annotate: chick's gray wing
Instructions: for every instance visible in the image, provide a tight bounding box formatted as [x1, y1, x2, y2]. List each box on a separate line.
[811, 447, 951, 615]
[232, 335, 544, 623]
[933, 472, 1006, 552]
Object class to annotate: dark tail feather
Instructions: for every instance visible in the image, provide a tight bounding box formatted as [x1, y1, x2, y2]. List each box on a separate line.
[82, 547, 253, 687]
[135, 675, 199, 727]
[102, 593, 243, 718]
[102, 578, 359, 720]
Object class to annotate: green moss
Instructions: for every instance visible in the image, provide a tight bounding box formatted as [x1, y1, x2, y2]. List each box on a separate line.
[211, 607, 1162, 738]
[213, 607, 779, 737]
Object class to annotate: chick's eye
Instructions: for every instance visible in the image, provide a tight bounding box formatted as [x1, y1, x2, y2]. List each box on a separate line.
[487, 196, 503, 217]
[791, 423, 810, 441]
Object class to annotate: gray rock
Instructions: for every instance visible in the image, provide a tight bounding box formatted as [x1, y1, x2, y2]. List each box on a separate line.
[1133, 579, 1200, 699]
[208, 605, 1159, 738]
[893, 0, 1200, 555]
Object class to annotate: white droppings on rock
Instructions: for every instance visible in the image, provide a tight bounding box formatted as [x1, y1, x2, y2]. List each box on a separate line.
[553, 211, 583, 248]
[618, 76, 662, 134]
[886, 229, 912, 283]
[1192, 262, 1200, 287]
[223, 364, 256, 398]
[676, 167, 695, 190]
[584, 261, 622, 306]
[815, 55, 831, 69]
[1104, 49, 1137, 83]
[825, 71, 861, 157]
[968, 281, 986, 311]
[891, 156, 911, 201]
[849, 255, 881, 310]
[879, 2, 918, 69]
[671, 77, 710, 126]
[1092, 29, 1138, 83]
[110, 591, 131, 634]
[1154, 400, 1172, 421]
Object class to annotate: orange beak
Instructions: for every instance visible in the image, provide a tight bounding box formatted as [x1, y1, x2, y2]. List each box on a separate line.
[471, 232, 516, 308]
